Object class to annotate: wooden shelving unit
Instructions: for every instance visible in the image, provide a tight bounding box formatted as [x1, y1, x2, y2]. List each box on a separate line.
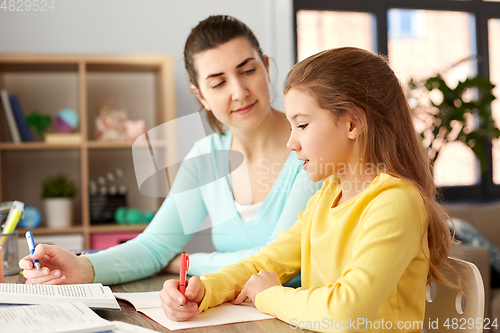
[0, 54, 177, 249]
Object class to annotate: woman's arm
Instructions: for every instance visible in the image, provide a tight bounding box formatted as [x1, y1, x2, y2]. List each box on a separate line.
[85, 142, 210, 285]
[187, 170, 322, 276]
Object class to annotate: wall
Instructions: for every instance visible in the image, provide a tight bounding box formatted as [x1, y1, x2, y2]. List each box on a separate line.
[0, 0, 295, 253]
[0, 0, 294, 158]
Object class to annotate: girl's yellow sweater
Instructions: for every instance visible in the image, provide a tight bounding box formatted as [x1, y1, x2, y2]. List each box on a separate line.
[199, 173, 429, 333]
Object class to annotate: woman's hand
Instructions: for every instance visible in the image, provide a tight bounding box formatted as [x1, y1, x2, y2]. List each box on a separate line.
[160, 276, 205, 321]
[19, 244, 94, 284]
[232, 270, 282, 305]
[164, 253, 184, 274]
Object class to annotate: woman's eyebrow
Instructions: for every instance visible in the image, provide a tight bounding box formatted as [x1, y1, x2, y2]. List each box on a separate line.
[205, 58, 256, 80]
[236, 57, 255, 68]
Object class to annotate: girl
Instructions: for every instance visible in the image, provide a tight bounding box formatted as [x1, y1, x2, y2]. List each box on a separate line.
[159, 47, 453, 332]
[20, 15, 320, 286]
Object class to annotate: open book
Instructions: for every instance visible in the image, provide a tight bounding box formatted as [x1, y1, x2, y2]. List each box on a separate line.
[0, 302, 159, 333]
[114, 291, 275, 330]
[0, 283, 120, 310]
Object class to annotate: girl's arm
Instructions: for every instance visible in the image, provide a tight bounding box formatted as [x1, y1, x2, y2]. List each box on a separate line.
[187, 170, 322, 276]
[199, 219, 304, 311]
[252, 189, 427, 332]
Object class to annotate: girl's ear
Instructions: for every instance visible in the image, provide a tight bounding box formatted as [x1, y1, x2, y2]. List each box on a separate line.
[190, 84, 211, 112]
[347, 112, 365, 140]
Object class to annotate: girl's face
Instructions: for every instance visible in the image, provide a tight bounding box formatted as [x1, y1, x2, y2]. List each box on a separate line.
[191, 37, 271, 131]
[285, 88, 360, 182]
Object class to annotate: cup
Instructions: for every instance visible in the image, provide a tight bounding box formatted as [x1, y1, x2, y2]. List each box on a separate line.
[1, 230, 20, 275]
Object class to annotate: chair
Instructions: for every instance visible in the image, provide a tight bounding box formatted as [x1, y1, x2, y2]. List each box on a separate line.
[423, 257, 485, 333]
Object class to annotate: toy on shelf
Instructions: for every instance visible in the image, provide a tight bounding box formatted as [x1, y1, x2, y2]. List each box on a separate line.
[54, 108, 79, 133]
[114, 207, 155, 225]
[89, 167, 128, 224]
[95, 98, 146, 142]
[18, 206, 42, 229]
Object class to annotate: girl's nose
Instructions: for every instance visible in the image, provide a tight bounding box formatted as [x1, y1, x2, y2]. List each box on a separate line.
[287, 132, 300, 151]
[231, 79, 249, 101]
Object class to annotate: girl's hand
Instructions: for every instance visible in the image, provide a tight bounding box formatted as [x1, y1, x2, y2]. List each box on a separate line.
[232, 270, 281, 305]
[19, 244, 94, 285]
[160, 276, 205, 322]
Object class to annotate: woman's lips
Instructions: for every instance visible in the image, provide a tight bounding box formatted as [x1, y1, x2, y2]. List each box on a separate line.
[302, 160, 309, 170]
[232, 102, 256, 115]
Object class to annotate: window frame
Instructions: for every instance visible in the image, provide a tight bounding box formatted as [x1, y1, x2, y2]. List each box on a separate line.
[293, 0, 500, 202]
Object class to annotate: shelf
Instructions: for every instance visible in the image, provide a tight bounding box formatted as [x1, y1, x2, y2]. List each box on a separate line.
[0, 53, 176, 249]
[89, 224, 148, 233]
[19, 226, 84, 235]
[0, 142, 81, 150]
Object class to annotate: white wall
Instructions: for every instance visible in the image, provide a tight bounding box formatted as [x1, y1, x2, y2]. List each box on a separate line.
[0, 0, 294, 158]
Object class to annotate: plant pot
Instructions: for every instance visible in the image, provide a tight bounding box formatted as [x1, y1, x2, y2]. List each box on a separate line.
[44, 198, 73, 228]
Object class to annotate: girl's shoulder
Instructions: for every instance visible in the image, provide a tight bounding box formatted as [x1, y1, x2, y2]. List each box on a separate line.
[368, 173, 424, 208]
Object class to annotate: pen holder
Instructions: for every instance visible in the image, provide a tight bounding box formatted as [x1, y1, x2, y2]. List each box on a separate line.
[0, 230, 20, 275]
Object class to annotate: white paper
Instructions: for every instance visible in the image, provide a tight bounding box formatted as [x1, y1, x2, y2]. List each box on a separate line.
[112, 321, 160, 333]
[0, 302, 114, 333]
[114, 291, 274, 331]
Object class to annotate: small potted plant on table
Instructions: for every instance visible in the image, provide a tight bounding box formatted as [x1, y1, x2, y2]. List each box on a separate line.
[42, 174, 76, 228]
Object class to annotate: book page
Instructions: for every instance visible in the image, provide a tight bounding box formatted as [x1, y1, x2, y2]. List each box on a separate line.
[140, 302, 274, 331]
[0, 302, 114, 333]
[0, 283, 120, 310]
[114, 291, 161, 309]
[0, 283, 113, 299]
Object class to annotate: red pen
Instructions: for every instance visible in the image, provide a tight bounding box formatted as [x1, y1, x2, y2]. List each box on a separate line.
[179, 252, 189, 295]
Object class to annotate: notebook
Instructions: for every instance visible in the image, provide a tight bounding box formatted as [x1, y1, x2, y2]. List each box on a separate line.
[114, 291, 275, 330]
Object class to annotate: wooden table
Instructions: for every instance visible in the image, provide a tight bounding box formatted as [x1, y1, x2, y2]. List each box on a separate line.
[4, 273, 308, 333]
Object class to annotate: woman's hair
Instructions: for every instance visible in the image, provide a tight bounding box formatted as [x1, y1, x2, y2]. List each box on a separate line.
[284, 47, 454, 286]
[184, 15, 266, 134]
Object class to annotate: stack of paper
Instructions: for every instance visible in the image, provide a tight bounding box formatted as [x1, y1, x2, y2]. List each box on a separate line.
[0, 283, 120, 310]
[0, 302, 159, 333]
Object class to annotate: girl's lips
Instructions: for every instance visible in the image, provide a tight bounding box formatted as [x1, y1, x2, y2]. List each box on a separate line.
[232, 102, 256, 115]
[302, 160, 309, 170]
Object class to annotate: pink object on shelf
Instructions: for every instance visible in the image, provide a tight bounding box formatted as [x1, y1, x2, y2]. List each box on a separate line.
[91, 231, 141, 250]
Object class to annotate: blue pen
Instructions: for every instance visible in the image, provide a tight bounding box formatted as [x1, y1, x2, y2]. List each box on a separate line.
[25, 231, 40, 271]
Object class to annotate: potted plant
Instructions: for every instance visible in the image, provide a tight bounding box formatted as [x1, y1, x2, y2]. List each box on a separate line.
[408, 59, 498, 173]
[42, 174, 76, 228]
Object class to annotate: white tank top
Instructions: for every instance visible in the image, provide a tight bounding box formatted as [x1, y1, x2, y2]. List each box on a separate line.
[234, 200, 264, 223]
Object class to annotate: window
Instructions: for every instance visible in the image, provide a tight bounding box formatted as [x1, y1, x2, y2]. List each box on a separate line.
[294, 0, 500, 201]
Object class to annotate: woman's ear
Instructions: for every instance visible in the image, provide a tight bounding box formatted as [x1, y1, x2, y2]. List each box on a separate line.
[190, 84, 211, 111]
[263, 55, 270, 82]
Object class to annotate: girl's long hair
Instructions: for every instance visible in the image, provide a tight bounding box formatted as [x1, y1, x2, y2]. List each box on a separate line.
[284, 47, 454, 285]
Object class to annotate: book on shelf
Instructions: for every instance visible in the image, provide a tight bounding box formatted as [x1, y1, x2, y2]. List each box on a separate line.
[0, 283, 120, 310]
[45, 132, 83, 145]
[113, 291, 274, 330]
[0, 89, 21, 143]
[9, 94, 34, 142]
[0, 302, 159, 333]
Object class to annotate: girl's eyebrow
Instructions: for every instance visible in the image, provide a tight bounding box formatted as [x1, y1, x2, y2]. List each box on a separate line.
[205, 57, 255, 80]
[290, 113, 310, 120]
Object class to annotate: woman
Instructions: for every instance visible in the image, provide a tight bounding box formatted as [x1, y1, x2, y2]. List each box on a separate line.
[20, 15, 321, 286]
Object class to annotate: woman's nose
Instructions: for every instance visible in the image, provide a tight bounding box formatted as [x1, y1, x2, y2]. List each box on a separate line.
[231, 78, 249, 101]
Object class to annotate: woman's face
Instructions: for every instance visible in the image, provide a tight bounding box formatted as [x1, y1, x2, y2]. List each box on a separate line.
[191, 37, 271, 131]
